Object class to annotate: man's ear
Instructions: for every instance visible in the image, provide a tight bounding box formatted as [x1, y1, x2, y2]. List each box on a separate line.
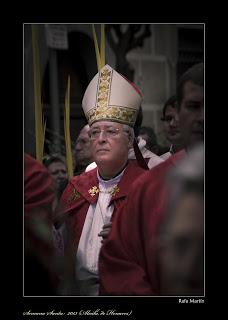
[127, 133, 134, 149]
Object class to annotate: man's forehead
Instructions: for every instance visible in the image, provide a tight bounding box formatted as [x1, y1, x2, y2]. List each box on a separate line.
[183, 81, 204, 99]
[165, 105, 178, 114]
[81, 125, 90, 133]
[78, 131, 90, 140]
[91, 121, 122, 129]
[48, 161, 66, 169]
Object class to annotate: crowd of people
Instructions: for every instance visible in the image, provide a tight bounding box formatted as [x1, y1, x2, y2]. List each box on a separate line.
[24, 60, 204, 297]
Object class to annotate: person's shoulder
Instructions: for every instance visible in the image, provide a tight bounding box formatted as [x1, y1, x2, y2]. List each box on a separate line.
[67, 168, 98, 193]
[24, 153, 55, 213]
[131, 151, 181, 191]
[60, 169, 98, 212]
[127, 160, 147, 175]
[149, 149, 185, 180]
[117, 161, 146, 191]
[85, 162, 97, 172]
[71, 167, 96, 180]
[24, 153, 49, 177]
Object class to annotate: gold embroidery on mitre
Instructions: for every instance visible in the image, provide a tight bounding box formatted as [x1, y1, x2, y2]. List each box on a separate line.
[86, 105, 137, 126]
[88, 186, 99, 197]
[85, 66, 138, 126]
[95, 106, 106, 118]
[110, 186, 120, 196]
[98, 92, 108, 101]
[100, 69, 111, 80]
[99, 83, 110, 92]
[67, 188, 81, 204]
[97, 98, 107, 107]
[95, 67, 112, 110]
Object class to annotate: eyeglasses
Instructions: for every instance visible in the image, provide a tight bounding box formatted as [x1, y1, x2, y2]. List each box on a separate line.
[88, 127, 121, 140]
[161, 115, 178, 123]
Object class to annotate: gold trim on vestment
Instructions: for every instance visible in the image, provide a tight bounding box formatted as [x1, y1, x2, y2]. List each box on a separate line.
[88, 186, 99, 197]
[67, 188, 81, 204]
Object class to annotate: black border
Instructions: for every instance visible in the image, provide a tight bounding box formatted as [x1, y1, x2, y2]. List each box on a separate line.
[18, 16, 209, 320]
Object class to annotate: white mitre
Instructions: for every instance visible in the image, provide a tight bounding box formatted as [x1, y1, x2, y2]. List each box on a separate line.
[82, 64, 143, 127]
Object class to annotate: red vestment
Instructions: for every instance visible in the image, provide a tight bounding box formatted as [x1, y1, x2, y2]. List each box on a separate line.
[99, 150, 185, 295]
[24, 153, 55, 216]
[24, 153, 58, 294]
[60, 161, 146, 252]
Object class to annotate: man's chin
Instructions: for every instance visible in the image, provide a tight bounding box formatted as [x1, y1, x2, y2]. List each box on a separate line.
[187, 134, 204, 149]
[192, 132, 204, 143]
[95, 156, 110, 164]
[169, 132, 181, 139]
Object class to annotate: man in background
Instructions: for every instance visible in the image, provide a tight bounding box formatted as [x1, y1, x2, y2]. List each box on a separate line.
[74, 124, 94, 175]
[160, 95, 183, 160]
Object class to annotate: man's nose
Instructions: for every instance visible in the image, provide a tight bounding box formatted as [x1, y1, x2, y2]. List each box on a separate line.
[97, 131, 107, 142]
[76, 146, 81, 152]
[76, 143, 83, 151]
[170, 117, 178, 126]
[58, 171, 66, 179]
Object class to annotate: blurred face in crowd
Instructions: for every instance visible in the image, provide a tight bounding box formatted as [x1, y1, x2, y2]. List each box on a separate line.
[163, 105, 181, 145]
[178, 81, 204, 149]
[89, 121, 132, 178]
[158, 191, 204, 295]
[75, 125, 93, 167]
[47, 161, 67, 188]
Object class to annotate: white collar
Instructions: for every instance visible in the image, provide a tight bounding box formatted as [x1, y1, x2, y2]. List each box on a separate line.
[97, 168, 125, 192]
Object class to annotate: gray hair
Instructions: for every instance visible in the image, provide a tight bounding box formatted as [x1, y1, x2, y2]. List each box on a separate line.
[123, 124, 135, 143]
[122, 124, 135, 148]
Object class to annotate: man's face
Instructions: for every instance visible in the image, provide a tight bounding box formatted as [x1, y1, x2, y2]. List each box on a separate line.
[47, 161, 67, 186]
[163, 105, 181, 145]
[75, 126, 93, 166]
[178, 81, 204, 148]
[159, 192, 204, 295]
[89, 121, 131, 169]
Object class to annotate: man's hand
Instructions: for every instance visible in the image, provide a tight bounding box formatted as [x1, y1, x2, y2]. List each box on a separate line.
[98, 222, 112, 243]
